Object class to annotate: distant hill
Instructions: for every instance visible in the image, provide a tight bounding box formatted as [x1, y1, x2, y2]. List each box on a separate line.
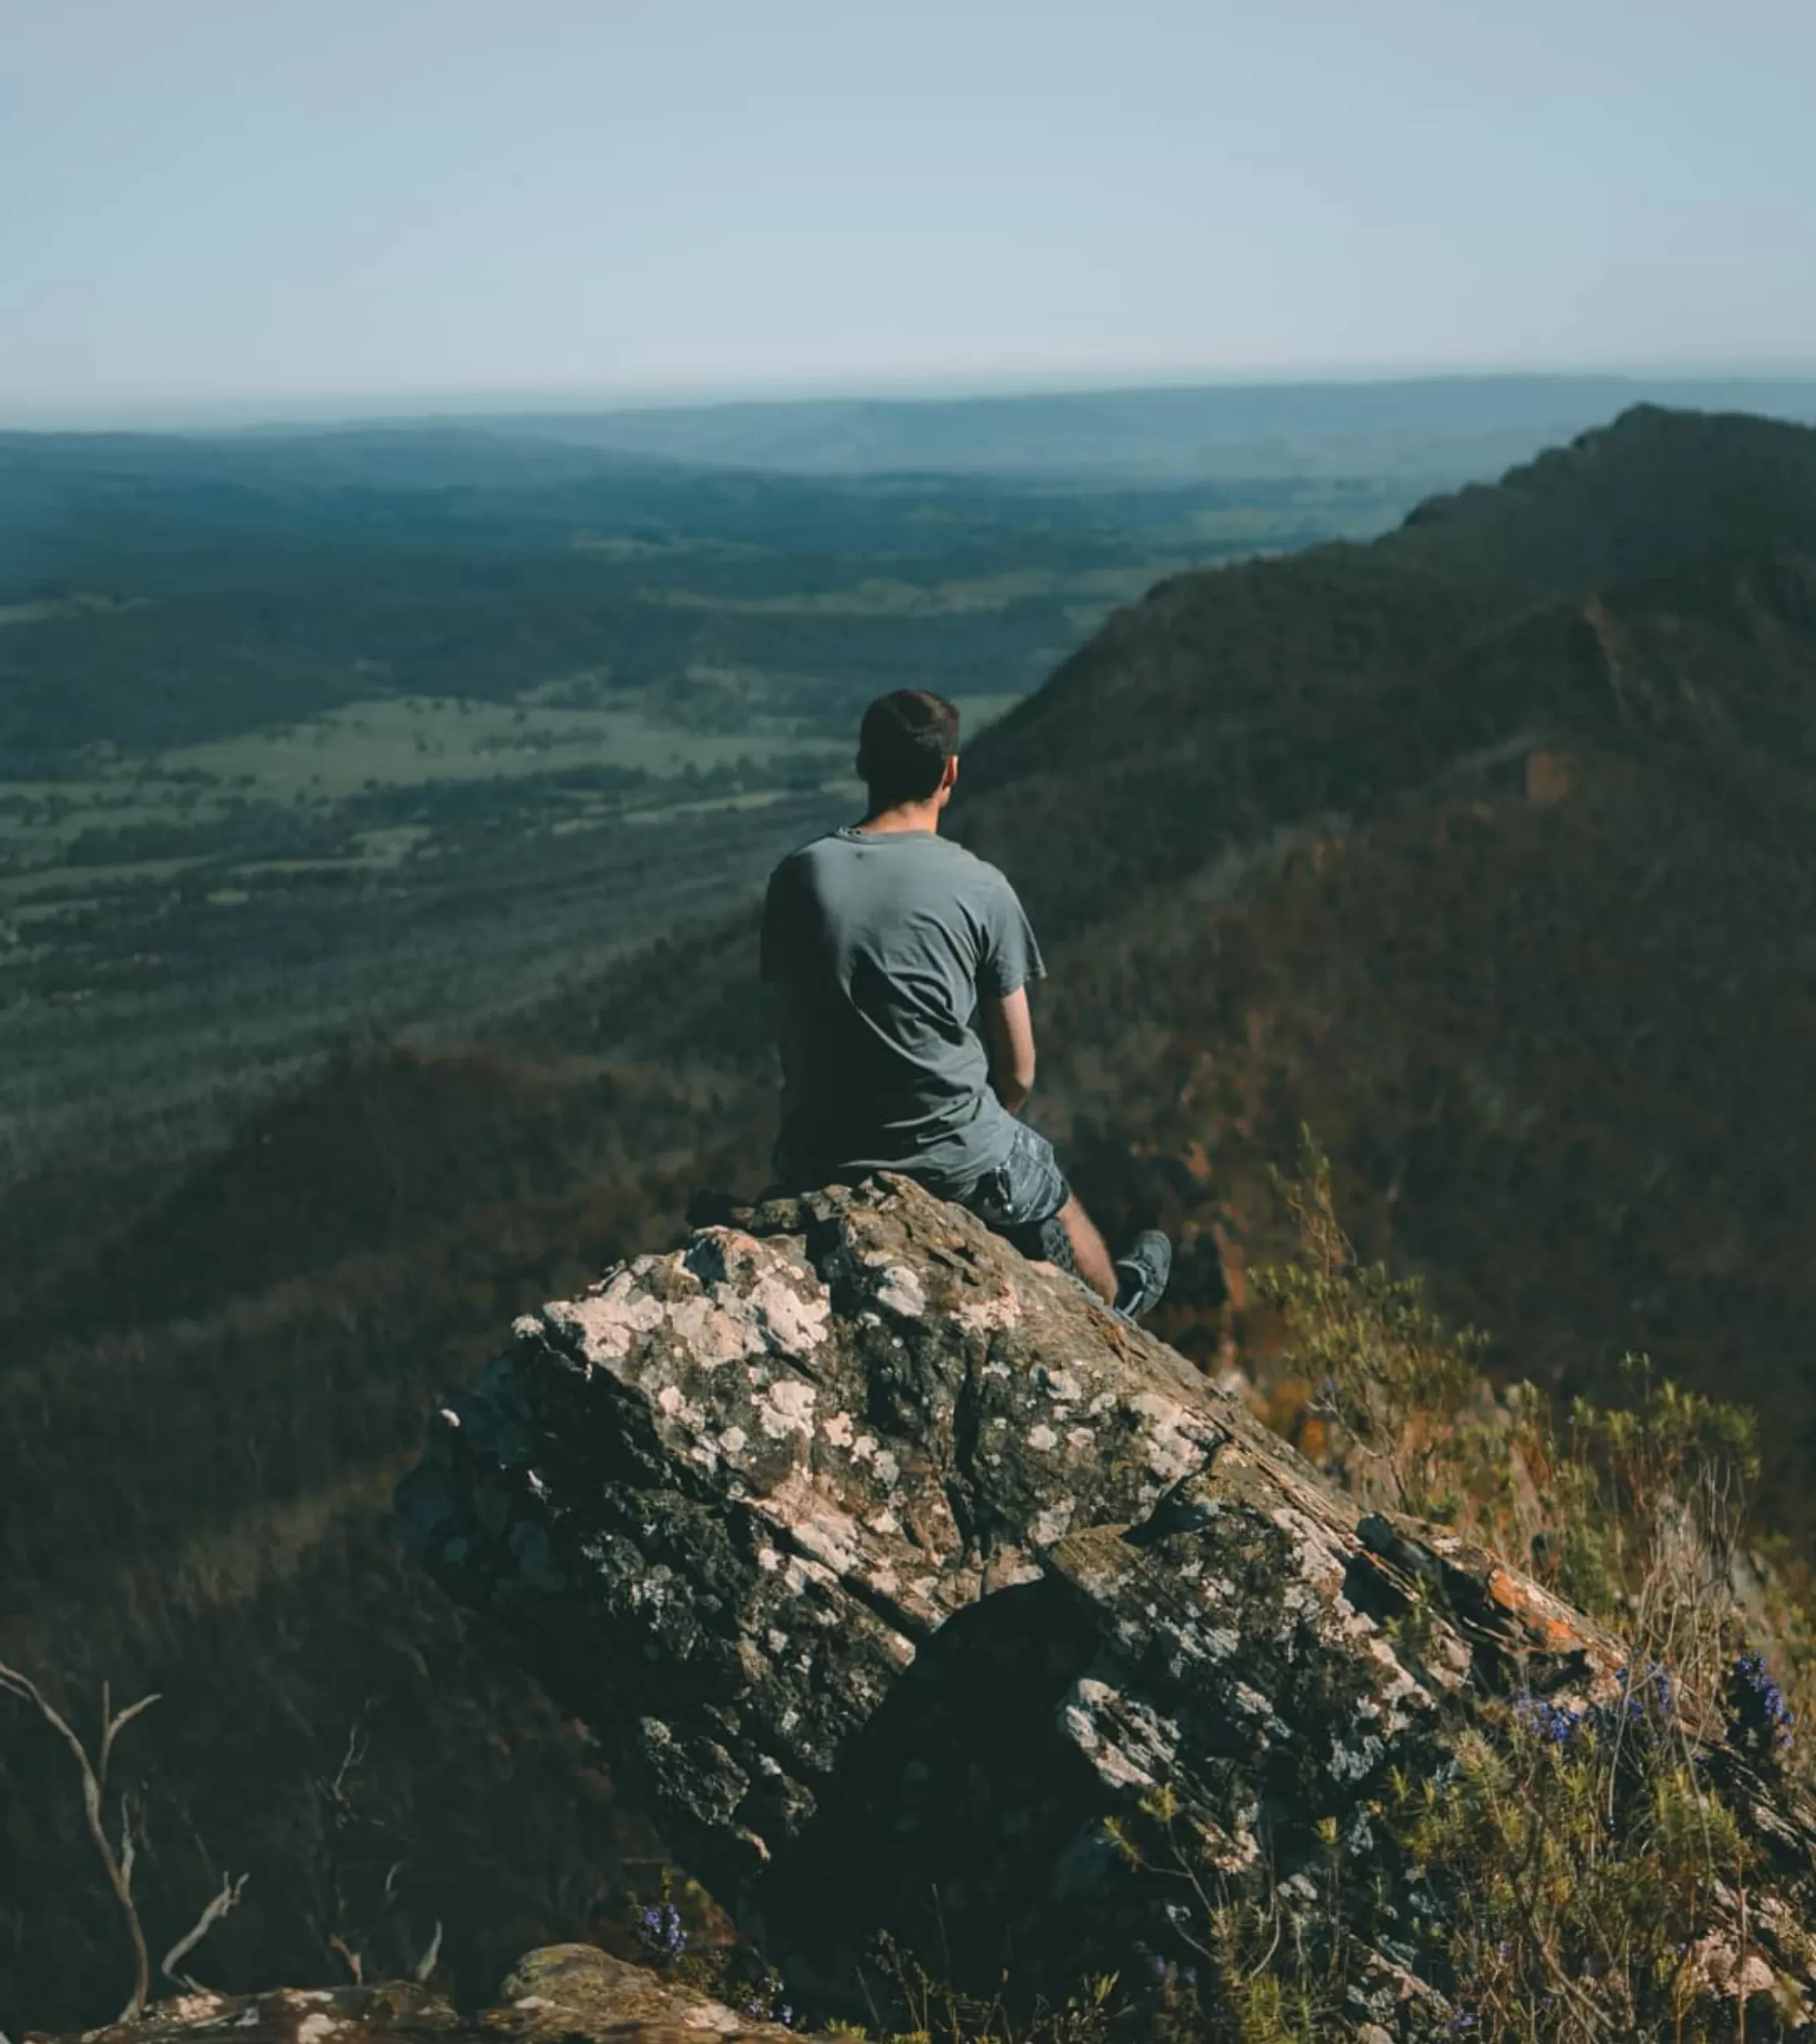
[471, 374, 1816, 481]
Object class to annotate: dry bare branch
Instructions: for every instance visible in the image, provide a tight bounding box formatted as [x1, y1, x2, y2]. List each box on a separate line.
[0, 1660, 160, 2021]
[414, 1918, 444, 1983]
[161, 1871, 250, 1990]
[117, 1795, 139, 1898]
[329, 1716, 367, 1803]
[101, 1691, 160, 1781]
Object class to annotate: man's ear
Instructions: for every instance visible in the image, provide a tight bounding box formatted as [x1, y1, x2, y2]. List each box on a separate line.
[942, 753, 960, 792]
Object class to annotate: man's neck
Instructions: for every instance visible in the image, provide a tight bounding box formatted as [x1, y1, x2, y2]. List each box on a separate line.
[855, 801, 942, 836]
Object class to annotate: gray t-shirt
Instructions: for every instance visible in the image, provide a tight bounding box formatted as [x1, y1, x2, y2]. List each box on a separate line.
[760, 826, 1045, 1194]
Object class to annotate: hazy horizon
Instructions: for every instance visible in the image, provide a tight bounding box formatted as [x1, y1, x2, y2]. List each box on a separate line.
[10, 362, 1816, 439]
[6, 1, 1815, 431]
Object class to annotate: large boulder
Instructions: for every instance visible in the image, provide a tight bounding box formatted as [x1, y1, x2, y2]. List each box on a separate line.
[396, 1175, 1816, 2033]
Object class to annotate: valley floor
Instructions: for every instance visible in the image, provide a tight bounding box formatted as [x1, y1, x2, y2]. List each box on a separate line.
[0, 784, 844, 1185]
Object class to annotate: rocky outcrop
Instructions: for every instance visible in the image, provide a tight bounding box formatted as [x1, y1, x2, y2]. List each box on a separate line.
[35, 1946, 799, 2044]
[397, 1174, 1816, 2034]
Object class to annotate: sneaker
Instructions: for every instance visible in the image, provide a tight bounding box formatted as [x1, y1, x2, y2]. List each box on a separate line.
[1112, 1229, 1172, 1321]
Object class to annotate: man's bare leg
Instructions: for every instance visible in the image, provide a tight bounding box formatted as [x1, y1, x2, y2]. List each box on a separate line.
[1057, 1193, 1118, 1303]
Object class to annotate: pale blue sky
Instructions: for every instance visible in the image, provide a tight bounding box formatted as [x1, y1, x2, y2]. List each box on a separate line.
[3, 0, 1813, 425]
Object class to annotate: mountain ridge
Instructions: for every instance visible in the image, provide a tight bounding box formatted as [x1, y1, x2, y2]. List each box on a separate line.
[950, 406, 1816, 931]
[465, 376, 1816, 481]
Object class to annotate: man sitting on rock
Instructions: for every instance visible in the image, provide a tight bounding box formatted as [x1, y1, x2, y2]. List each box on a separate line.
[759, 687, 1171, 1320]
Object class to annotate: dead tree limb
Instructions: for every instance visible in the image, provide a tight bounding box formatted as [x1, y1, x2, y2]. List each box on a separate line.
[161, 1872, 250, 1990]
[0, 1661, 160, 2021]
[414, 1918, 443, 1983]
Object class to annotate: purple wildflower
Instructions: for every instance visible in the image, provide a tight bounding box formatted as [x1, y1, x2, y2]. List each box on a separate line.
[1727, 1649, 1795, 1760]
[1512, 1693, 1580, 1745]
[639, 1899, 688, 1959]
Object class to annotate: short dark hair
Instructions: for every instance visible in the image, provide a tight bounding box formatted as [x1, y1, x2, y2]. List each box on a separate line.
[856, 690, 960, 806]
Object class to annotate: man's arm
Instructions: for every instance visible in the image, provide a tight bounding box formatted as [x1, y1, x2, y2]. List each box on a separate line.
[981, 986, 1037, 1115]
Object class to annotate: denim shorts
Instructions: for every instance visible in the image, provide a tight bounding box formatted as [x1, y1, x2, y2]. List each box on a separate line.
[768, 1119, 1077, 1274]
[956, 1119, 1077, 1273]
